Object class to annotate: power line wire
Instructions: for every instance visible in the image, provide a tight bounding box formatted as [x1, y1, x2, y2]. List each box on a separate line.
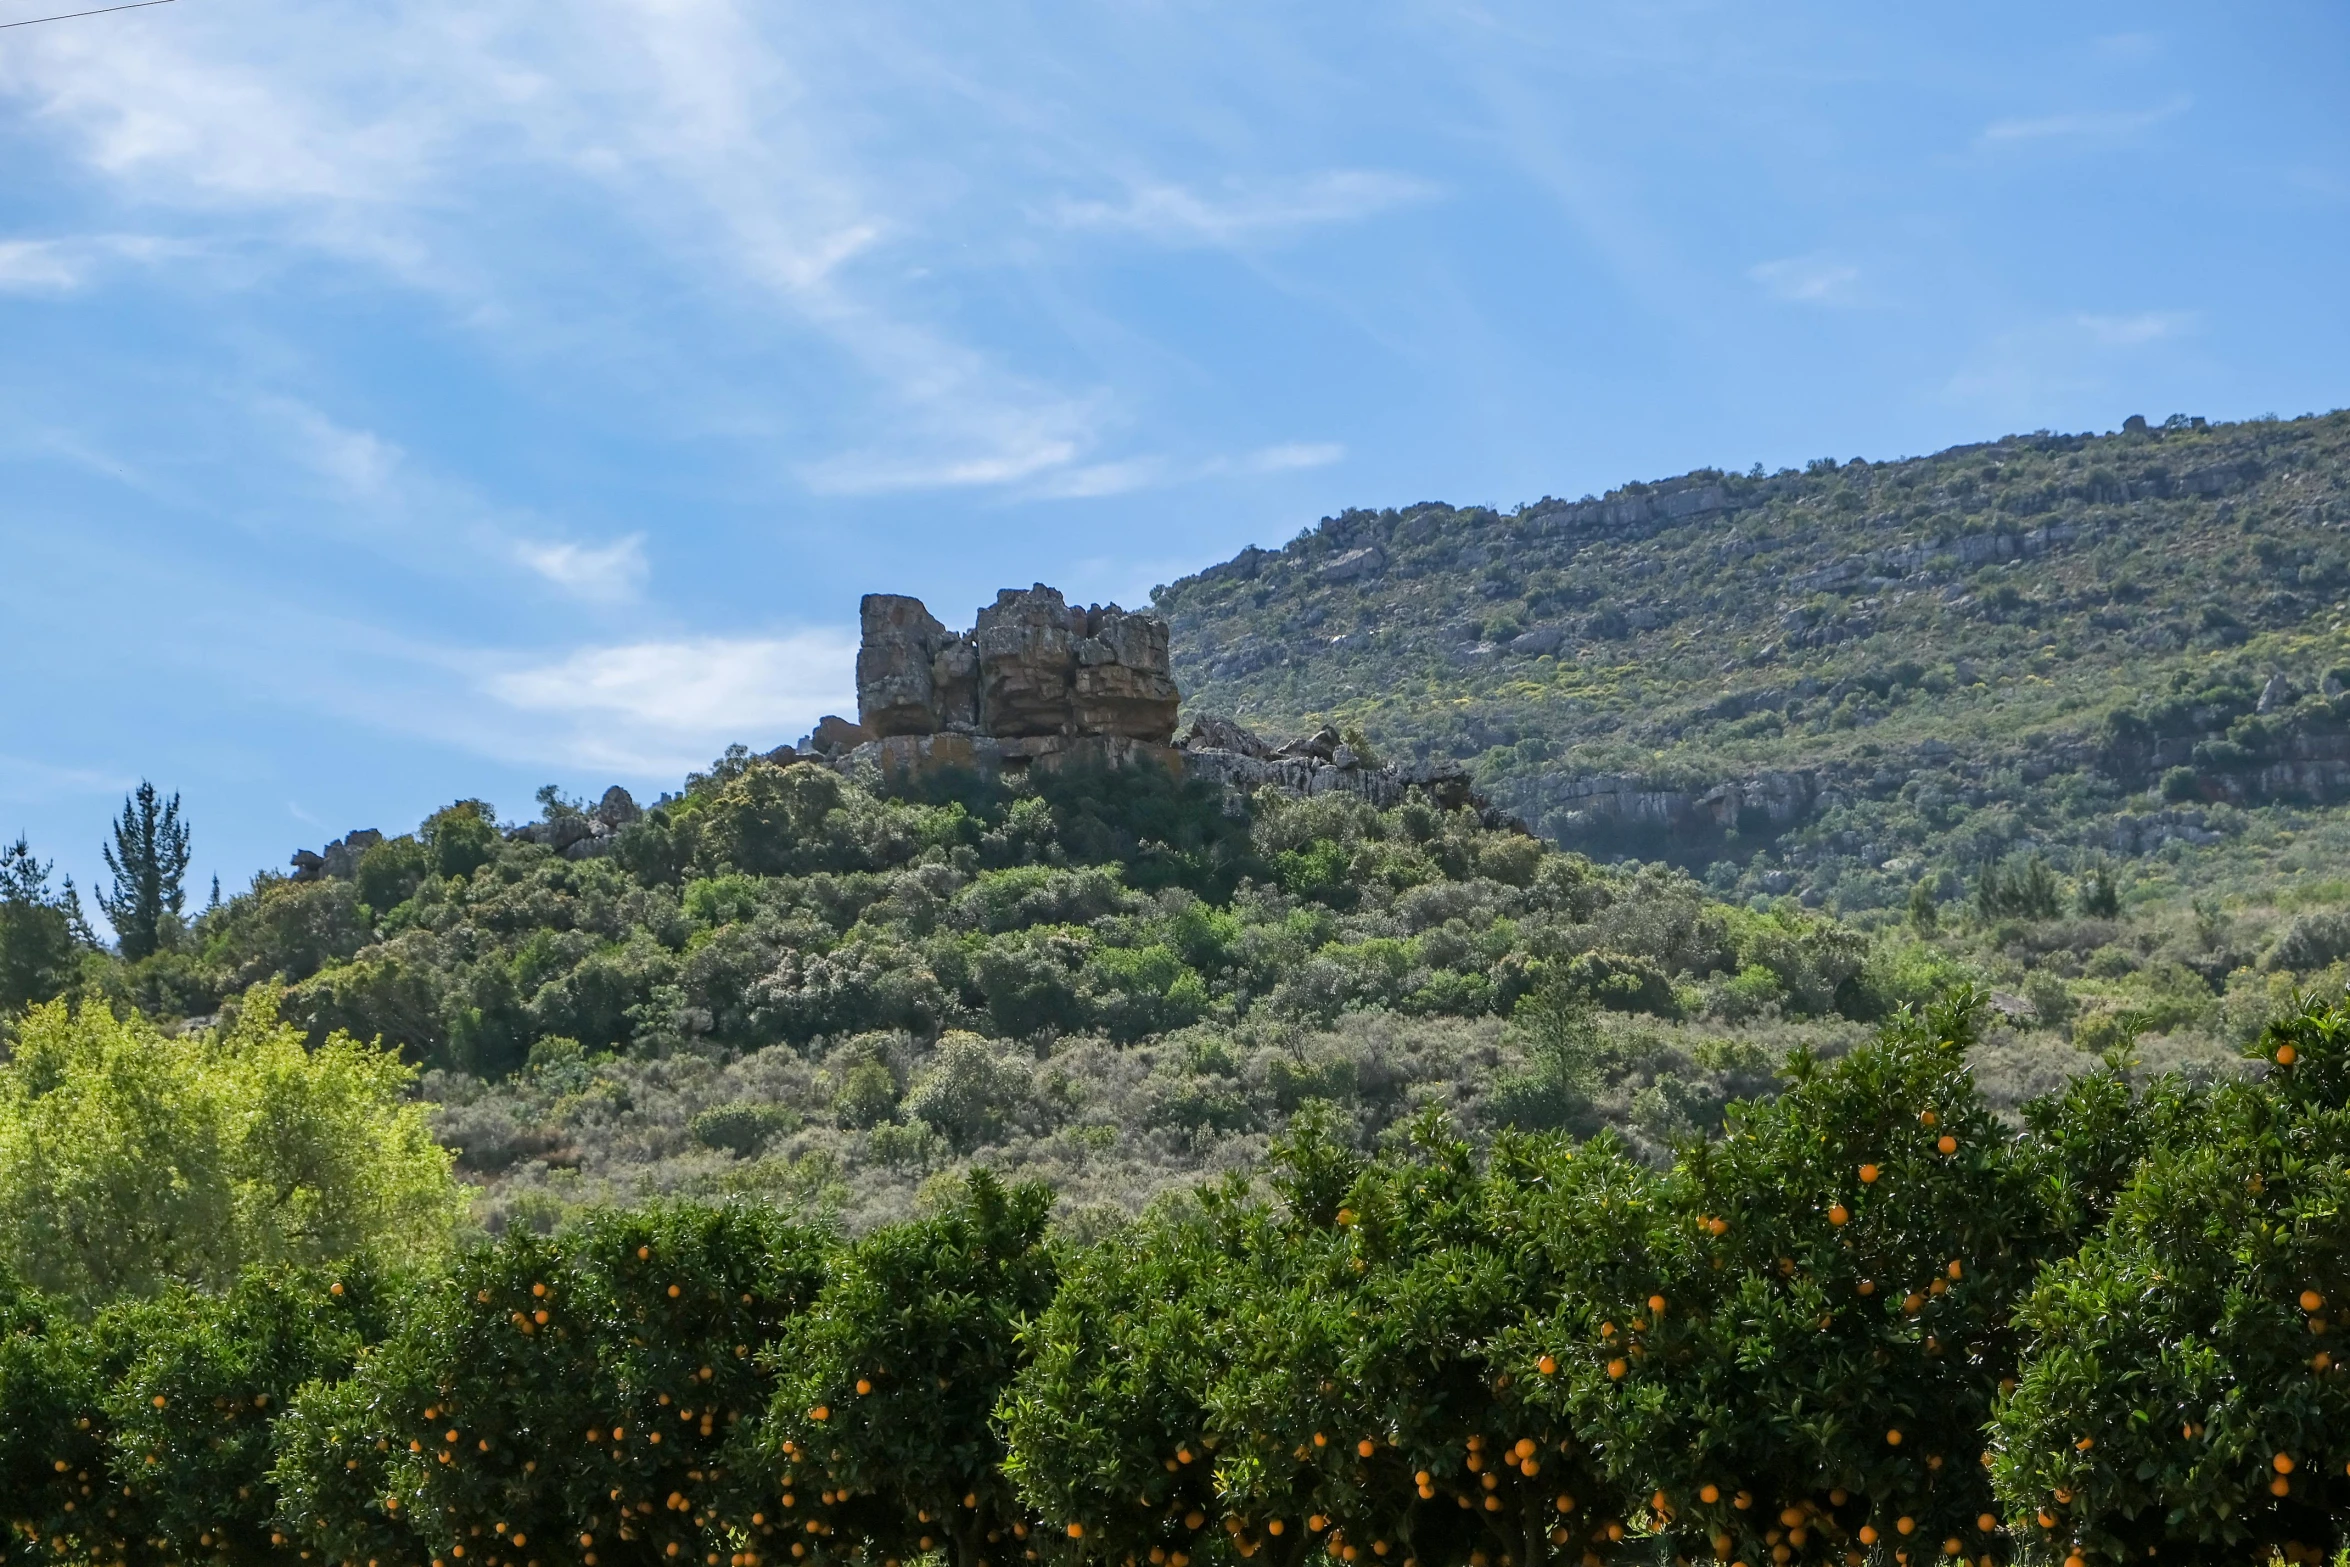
[1, 0, 174, 29]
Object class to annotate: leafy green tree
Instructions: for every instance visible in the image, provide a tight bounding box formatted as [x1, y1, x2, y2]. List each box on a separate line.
[1486, 978, 1601, 1133]
[272, 1203, 826, 1567]
[105, 1260, 403, 1567]
[2075, 863, 2121, 920]
[0, 995, 463, 1308]
[999, 1178, 1264, 1567]
[763, 1171, 1057, 1567]
[1991, 998, 2350, 1560]
[1511, 991, 2060, 1567]
[1974, 856, 2061, 923]
[1907, 880, 1939, 935]
[0, 837, 79, 1014]
[424, 802, 500, 883]
[98, 781, 191, 961]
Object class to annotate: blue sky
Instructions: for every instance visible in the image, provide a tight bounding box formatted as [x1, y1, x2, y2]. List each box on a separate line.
[2, 0, 2346, 920]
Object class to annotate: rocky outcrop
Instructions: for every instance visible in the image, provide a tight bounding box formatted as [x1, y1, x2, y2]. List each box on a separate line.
[840, 583, 1516, 824]
[856, 595, 959, 737]
[854, 585, 1179, 743]
[511, 786, 646, 860]
[290, 828, 384, 882]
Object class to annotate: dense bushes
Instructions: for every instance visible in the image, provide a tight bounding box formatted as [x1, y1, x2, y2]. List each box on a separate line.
[31, 754, 1907, 1088]
[0, 998, 462, 1307]
[8, 994, 2350, 1565]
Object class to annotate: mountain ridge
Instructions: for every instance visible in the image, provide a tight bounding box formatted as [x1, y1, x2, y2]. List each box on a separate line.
[1153, 408, 2350, 919]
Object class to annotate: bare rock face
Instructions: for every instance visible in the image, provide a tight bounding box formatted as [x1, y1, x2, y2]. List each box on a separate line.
[973, 585, 1081, 737]
[807, 714, 875, 754]
[857, 594, 955, 737]
[849, 583, 1179, 744]
[1072, 604, 1178, 740]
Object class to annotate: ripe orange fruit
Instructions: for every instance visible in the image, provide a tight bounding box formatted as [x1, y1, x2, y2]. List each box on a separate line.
[1698, 1485, 1719, 1504]
[1066, 1524, 1084, 1540]
[1975, 1516, 1994, 1533]
[2273, 1452, 2294, 1474]
[1919, 1110, 1937, 1127]
[1647, 1295, 1666, 1313]
[810, 1407, 829, 1422]
[1828, 1205, 1850, 1227]
[1859, 1164, 1880, 1183]
[1886, 1429, 1903, 1446]
[1937, 1135, 1958, 1155]
[2277, 1045, 2298, 1066]
[1708, 1217, 1729, 1235]
[1606, 1359, 1627, 1380]
[1358, 1439, 1376, 1458]
[2302, 1290, 2325, 1312]
[1857, 1527, 1878, 1546]
[1537, 1356, 1557, 1376]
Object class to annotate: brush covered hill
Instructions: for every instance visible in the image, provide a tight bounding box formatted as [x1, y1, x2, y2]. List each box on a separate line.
[1156, 410, 2350, 1044]
[42, 750, 2078, 1232]
[1159, 410, 2350, 883]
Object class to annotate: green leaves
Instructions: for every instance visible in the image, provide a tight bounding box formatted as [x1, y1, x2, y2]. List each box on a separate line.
[13, 990, 2350, 1567]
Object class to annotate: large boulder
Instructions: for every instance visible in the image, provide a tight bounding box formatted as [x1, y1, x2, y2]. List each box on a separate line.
[856, 593, 956, 737]
[1071, 604, 1178, 740]
[845, 583, 1181, 751]
[974, 585, 1080, 736]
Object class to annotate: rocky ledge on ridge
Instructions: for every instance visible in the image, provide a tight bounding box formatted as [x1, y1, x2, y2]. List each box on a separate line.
[788, 583, 1515, 826]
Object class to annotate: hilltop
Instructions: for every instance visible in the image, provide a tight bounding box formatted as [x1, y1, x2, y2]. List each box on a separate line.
[1157, 411, 2350, 913]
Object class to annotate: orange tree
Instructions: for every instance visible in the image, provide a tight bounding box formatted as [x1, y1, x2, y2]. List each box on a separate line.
[272, 1203, 825, 1567]
[1503, 992, 2071, 1567]
[996, 1174, 1272, 1567]
[1198, 1111, 1638, 1567]
[106, 1260, 403, 1567]
[759, 1172, 1057, 1567]
[1991, 996, 2350, 1563]
[0, 1281, 148, 1567]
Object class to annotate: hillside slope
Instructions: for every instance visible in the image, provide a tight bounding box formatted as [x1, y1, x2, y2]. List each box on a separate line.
[1156, 410, 2350, 930]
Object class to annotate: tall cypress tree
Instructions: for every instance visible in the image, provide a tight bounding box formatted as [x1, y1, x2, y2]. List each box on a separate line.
[98, 780, 191, 961]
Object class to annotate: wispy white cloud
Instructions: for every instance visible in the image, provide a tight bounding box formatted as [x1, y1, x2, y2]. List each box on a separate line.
[1015, 439, 1344, 501]
[0, 233, 182, 293]
[1049, 170, 1439, 246]
[513, 534, 649, 602]
[2075, 310, 2194, 347]
[1242, 441, 1345, 473]
[1978, 95, 2190, 147]
[484, 630, 857, 769]
[280, 402, 402, 497]
[1748, 252, 1864, 306]
[0, 239, 86, 292]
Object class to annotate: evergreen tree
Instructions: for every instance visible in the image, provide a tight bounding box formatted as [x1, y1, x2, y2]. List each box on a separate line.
[97, 780, 191, 961]
[0, 836, 78, 1013]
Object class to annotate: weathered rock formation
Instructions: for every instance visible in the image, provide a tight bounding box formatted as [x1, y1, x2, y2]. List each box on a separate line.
[290, 828, 384, 882]
[854, 585, 1180, 744]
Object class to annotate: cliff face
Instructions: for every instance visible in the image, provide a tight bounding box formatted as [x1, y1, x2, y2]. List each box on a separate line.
[818, 584, 1513, 825]
[856, 585, 1180, 743]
